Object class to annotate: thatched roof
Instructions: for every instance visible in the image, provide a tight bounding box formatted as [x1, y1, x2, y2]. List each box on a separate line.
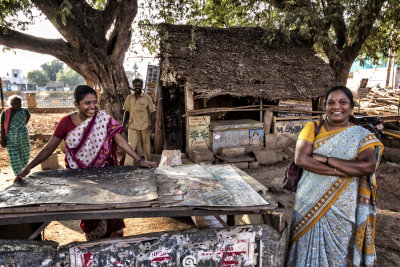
[159, 24, 334, 100]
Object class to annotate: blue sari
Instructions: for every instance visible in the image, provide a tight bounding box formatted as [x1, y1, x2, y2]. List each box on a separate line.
[286, 125, 383, 267]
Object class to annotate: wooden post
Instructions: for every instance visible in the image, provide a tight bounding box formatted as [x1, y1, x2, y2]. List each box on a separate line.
[154, 84, 164, 154]
[259, 98, 263, 122]
[185, 86, 194, 152]
[27, 93, 37, 108]
[263, 110, 273, 136]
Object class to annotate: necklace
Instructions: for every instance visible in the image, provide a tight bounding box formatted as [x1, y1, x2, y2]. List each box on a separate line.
[77, 113, 84, 124]
[326, 118, 349, 133]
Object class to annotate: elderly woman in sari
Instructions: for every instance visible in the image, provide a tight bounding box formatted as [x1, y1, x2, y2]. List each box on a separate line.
[286, 85, 383, 266]
[15, 85, 157, 241]
[1, 96, 31, 175]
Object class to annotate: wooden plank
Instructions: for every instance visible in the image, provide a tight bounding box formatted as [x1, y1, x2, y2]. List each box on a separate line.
[0, 206, 279, 225]
[375, 98, 399, 107]
[231, 166, 268, 194]
[215, 154, 256, 163]
[274, 115, 320, 121]
[278, 98, 312, 117]
[0, 201, 159, 214]
[183, 105, 325, 117]
[28, 221, 51, 240]
[382, 115, 400, 121]
[203, 165, 268, 207]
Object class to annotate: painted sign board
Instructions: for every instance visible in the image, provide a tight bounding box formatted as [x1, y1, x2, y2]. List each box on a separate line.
[210, 120, 264, 152]
[274, 119, 313, 140]
[187, 116, 210, 149]
[145, 65, 160, 102]
[55, 224, 287, 267]
[278, 98, 312, 117]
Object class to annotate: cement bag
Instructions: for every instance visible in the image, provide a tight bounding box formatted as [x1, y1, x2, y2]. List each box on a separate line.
[159, 150, 182, 168]
[191, 215, 227, 229]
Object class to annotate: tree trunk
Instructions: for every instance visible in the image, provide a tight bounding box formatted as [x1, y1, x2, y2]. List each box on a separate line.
[65, 56, 130, 122]
[330, 58, 355, 86]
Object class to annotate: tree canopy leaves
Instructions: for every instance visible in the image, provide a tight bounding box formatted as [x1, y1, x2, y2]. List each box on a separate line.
[56, 67, 85, 86]
[41, 60, 64, 81]
[27, 69, 49, 87]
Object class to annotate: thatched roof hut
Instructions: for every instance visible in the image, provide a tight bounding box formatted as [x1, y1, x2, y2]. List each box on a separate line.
[159, 24, 334, 100]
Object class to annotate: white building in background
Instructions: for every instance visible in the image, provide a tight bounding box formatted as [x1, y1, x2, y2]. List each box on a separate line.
[10, 69, 26, 85]
[1, 69, 29, 91]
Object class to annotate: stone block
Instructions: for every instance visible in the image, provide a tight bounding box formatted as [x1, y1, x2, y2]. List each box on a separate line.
[249, 161, 259, 169]
[233, 161, 248, 169]
[218, 146, 246, 156]
[187, 148, 215, 163]
[253, 149, 283, 165]
[284, 146, 295, 160]
[41, 153, 59, 170]
[265, 133, 295, 150]
[276, 151, 289, 161]
[245, 145, 265, 154]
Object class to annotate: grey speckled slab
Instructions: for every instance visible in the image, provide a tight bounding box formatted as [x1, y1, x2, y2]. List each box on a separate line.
[0, 166, 158, 207]
[156, 164, 269, 207]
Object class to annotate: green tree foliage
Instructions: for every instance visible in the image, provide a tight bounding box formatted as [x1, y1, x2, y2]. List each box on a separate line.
[139, 0, 391, 84]
[27, 69, 49, 86]
[41, 60, 64, 81]
[358, 0, 400, 65]
[56, 67, 85, 87]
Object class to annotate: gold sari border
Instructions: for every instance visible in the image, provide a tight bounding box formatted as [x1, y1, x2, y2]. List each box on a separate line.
[290, 177, 351, 245]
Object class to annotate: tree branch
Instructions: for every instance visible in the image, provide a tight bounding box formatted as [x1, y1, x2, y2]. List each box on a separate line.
[106, 1, 138, 61]
[340, 0, 384, 59]
[326, 1, 346, 49]
[0, 28, 71, 59]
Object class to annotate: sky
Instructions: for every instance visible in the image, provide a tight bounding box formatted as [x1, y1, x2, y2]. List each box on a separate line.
[0, 17, 156, 80]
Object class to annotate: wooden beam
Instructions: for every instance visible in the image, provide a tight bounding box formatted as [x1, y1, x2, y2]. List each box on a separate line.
[183, 106, 325, 117]
[28, 221, 51, 240]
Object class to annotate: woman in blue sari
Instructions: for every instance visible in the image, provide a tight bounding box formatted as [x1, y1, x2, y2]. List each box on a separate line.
[286, 86, 383, 266]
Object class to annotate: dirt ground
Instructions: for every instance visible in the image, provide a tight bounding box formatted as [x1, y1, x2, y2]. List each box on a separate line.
[0, 112, 399, 266]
